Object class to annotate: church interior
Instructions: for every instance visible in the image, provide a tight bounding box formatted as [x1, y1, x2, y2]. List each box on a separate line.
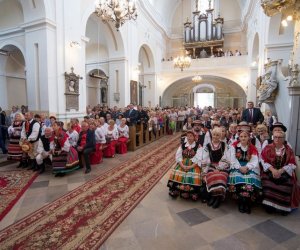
[1, 0, 300, 249]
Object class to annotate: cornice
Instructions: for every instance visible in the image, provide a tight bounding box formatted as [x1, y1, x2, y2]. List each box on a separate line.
[0, 18, 56, 36]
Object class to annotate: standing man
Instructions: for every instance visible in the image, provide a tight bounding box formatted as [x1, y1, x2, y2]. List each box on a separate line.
[242, 101, 264, 125]
[20, 112, 41, 168]
[124, 103, 139, 126]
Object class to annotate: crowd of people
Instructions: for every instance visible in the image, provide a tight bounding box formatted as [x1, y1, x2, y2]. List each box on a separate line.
[167, 101, 300, 216]
[0, 101, 299, 216]
[161, 49, 243, 61]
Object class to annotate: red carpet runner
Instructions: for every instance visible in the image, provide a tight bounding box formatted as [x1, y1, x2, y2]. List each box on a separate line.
[0, 170, 38, 221]
[0, 135, 179, 249]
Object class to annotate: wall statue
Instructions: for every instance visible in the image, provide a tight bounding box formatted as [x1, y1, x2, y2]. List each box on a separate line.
[257, 60, 279, 104]
[64, 67, 82, 110]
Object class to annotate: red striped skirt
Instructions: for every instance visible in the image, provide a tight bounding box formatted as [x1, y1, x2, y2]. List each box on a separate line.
[205, 170, 229, 198]
[117, 137, 128, 154]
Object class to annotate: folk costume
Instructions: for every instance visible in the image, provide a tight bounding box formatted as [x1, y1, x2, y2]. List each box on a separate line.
[7, 120, 24, 161]
[202, 141, 231, 208]
[168, 133, 203, 201]
[52, 128, 79, 175]
[20, 119, 41, 168]
[228, 141, 262, 213]
[116, 124, 129, 154]
[103, 126, 118, 158]
[261, 143, 299, 213]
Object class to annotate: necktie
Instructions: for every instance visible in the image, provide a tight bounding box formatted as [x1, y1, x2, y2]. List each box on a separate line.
[249, 109, 253, 122]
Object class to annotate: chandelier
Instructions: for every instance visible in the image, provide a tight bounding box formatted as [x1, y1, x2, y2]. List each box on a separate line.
[192, 75, 202, 82]
[94, 0, 137, 31]
[173, 54, 192, 71]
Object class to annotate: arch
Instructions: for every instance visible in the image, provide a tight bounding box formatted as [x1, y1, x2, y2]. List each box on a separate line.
[0, 41, 26, 59]
[86, 68, 108, 106]
[0, 45, 27, 110]
[162, 75, 246, 108]
[193, 83, 216, 93]
[0, 0, 24, 30]
[81, 4, 125, 56]
[138, 44, 155, 72]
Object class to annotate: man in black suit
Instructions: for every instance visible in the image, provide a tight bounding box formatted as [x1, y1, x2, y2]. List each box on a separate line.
[242, 101, 264, 125]
[124, 103, 139, 126]
[76, 121, 95, 174]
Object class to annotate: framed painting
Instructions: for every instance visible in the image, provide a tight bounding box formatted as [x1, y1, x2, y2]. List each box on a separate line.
[130, 80, 138, 105]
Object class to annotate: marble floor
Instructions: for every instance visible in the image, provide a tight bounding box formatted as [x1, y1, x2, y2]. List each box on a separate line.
[1, 137, 300, 250]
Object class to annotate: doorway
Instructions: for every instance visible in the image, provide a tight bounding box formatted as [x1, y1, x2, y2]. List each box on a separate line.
[194, 93, 214, 108]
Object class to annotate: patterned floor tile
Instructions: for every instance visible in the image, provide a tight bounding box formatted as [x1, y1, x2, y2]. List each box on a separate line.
[212, 235, 248, 250]
[29, 180, 49, 188]
[253, 220, 296, 243]
[234, 228, 279, 249]
[177, 208, 211, 226]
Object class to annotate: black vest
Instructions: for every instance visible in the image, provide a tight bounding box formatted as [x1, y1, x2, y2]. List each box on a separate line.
[26, 120, 41, 143]
[40, 135, 50, 152]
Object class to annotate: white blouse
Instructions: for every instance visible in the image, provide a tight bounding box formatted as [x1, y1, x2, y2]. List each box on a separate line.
[117, 124, 129, 138]
[175, 141, 203, 165]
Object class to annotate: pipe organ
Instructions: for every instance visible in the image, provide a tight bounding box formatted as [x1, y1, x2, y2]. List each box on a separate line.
[184, 0, 224, 58]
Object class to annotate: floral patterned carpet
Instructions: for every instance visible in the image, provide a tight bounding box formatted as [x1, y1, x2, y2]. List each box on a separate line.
[0, 135, 179, 250]
[0, 170, 38, 221]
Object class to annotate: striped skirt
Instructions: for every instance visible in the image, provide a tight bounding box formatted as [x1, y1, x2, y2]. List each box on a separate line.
[168, 158, 201, 193]
[52, 147, 79, 174]
[261, 171, 293, 212]
[205, 168, 229, 198]
[7, 137, 22, 161]
[228, 169, 262, 189]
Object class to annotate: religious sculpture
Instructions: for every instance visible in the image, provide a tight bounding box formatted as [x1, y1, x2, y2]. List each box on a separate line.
[258, 60, 279, 104]
[64, 67, 82, 110]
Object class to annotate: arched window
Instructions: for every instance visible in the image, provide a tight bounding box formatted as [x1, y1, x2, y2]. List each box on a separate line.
[198, 0, 214, 13]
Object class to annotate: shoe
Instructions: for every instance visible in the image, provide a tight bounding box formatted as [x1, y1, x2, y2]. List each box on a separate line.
[280, 211, 289, 216]
[85, 168, 91, 174]
[212, 197, 221, 209]
[38, 164, 45, 174]
[169, 190, 179, 198]
[264, 205, 275, 214]
[207, 196, 216, 207]
[245, 205, 251, 214]
[238, 203, 245, 213]
[191, 193, 199, 201]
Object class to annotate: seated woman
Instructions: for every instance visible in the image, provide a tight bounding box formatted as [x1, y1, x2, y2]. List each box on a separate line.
[167, 130, 203, 201]
[182, 116, 193, 132]
[261, 130, 299, 215]
[51, 121, 80, 176]
[117, 118, 129, 154]
[90, 121, 105, 164]
[66, 122, 79, 147]
[7, 113, 24, 164]
[103, 119, 118, 158]
[202, 127, 231, 208]
[228, 125, 262, 214]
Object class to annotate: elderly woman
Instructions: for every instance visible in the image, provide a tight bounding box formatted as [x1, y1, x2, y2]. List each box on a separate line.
[167, 130, 203, 201]
[261, 130, 299, 215]
[117, 118, 129, 154]
[202, 127, 231, 208]
[7, 113, 24, 164]
[103, 119, 118, 158]
[52, 121, 79, 176]
[228, 125, 262, 214]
